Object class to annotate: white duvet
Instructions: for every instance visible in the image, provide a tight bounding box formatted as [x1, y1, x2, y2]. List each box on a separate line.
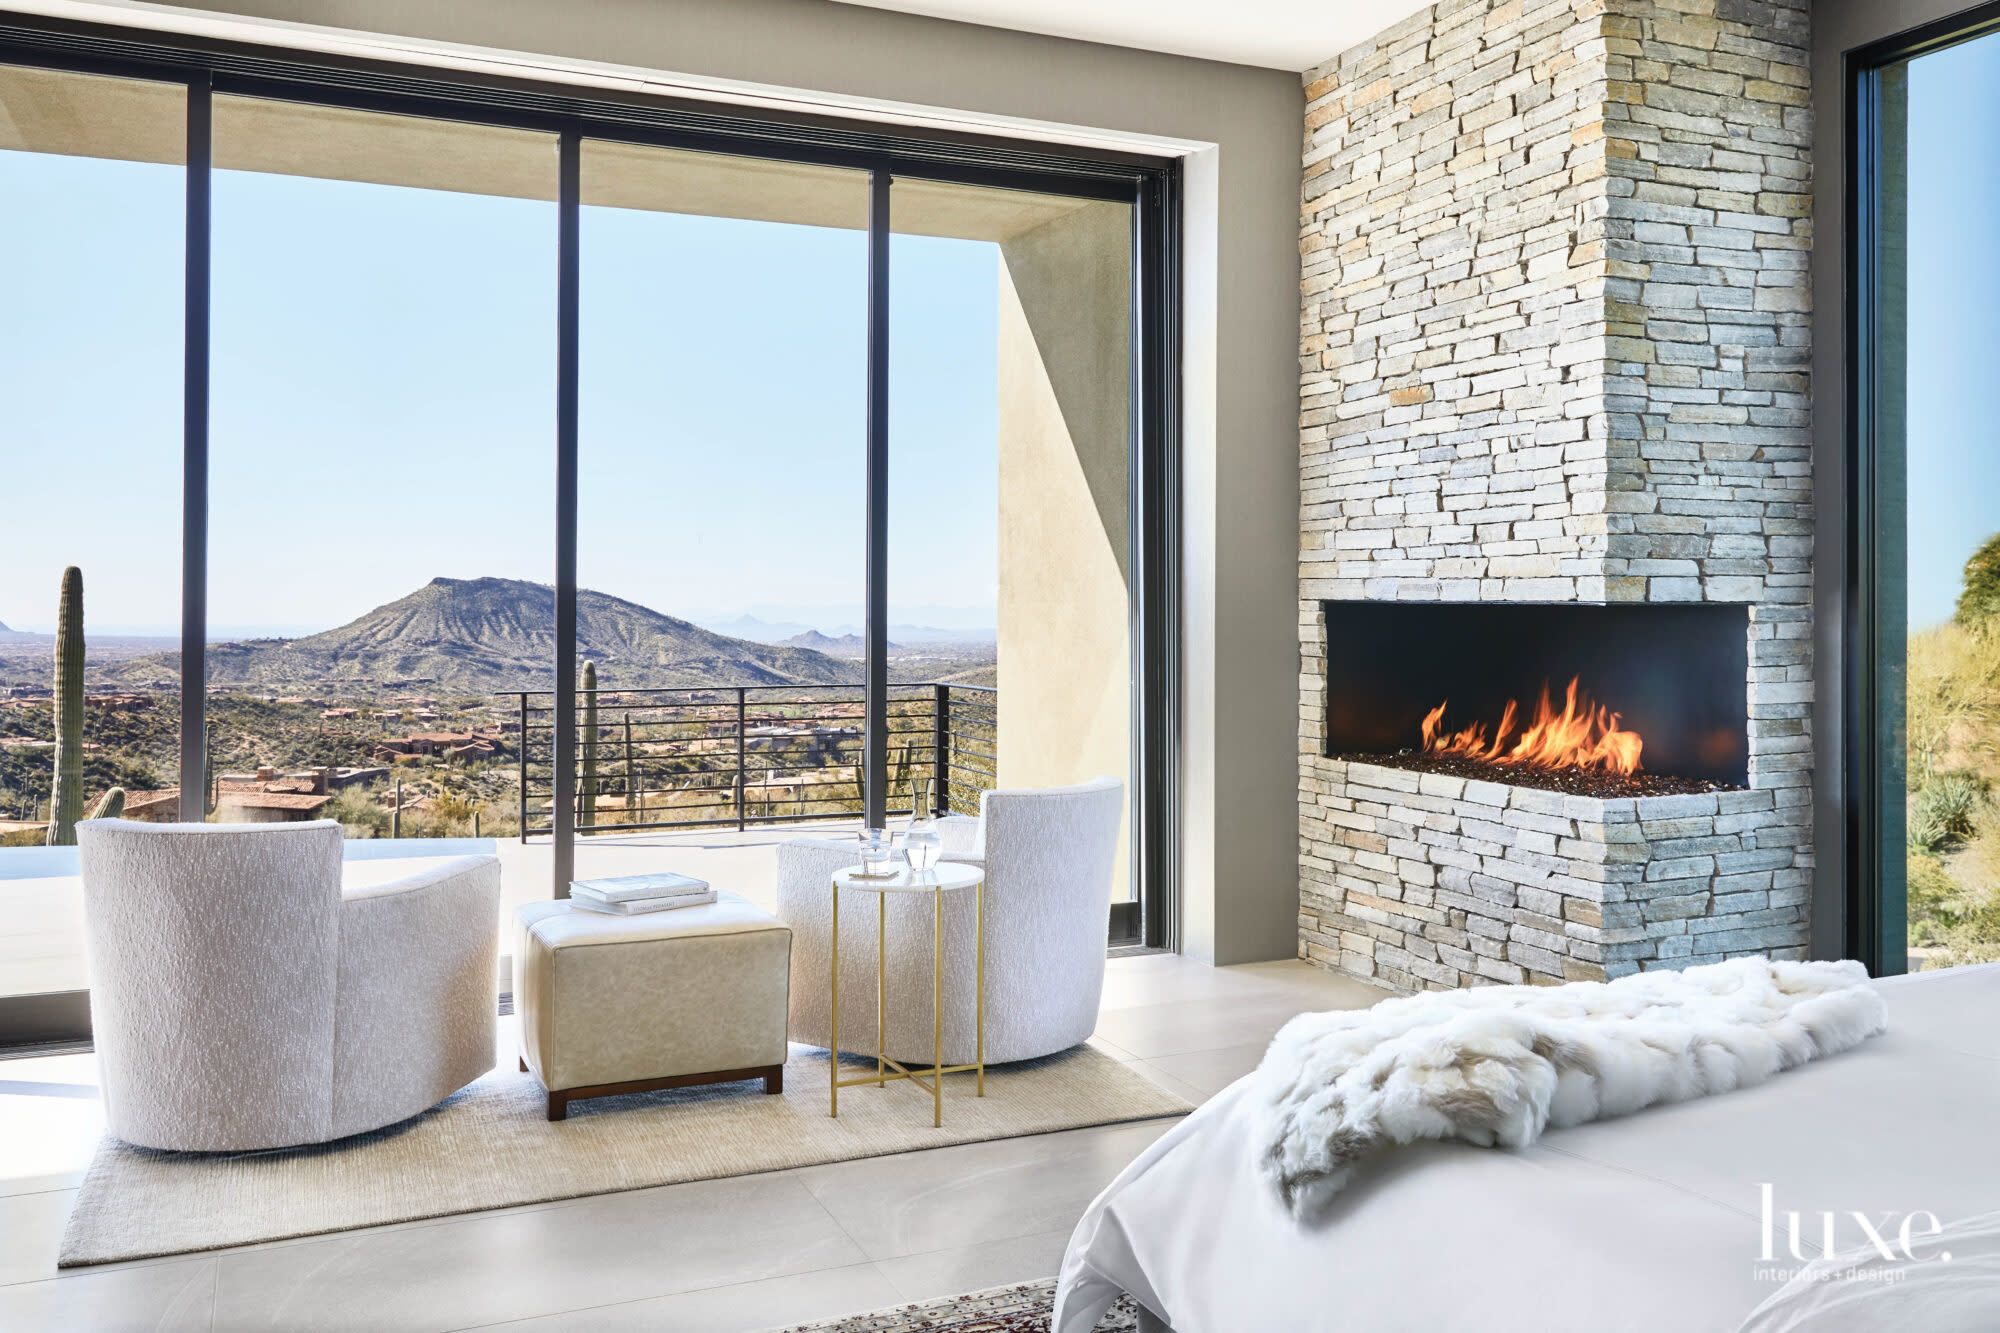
[1055, 963, 2000, 1333]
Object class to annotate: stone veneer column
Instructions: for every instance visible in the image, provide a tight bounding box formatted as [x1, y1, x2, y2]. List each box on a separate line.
[1298, 0, 1812, 989]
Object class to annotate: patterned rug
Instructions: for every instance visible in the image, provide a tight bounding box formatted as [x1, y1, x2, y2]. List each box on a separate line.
[772, 1279, 1142, 1332]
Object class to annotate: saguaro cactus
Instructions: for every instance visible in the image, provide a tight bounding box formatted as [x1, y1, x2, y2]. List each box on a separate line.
[579, 661, 598, 830]
[87, 787, 126, 821]
[45, 566, 85, 847]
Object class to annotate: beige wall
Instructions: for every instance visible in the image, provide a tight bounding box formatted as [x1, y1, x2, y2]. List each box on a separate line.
[58, 0, 1308, 963]
[996, 201, 1132, 902]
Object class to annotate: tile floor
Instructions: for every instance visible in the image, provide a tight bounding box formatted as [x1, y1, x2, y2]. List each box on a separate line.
[0, 953, 1385, 1332]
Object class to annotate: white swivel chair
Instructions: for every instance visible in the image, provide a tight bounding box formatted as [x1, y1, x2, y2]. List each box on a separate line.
[776, 776, 1124, 1066]
[78, 818, 500, 1152]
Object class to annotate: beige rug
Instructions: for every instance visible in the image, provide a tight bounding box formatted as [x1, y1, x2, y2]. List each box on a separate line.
[59, 1044, 1189, 1267]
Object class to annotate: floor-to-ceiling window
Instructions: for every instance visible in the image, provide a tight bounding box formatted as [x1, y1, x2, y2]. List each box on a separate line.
[575, 142, 868, 847]
[1858, 21, 2000, 973]
[207, 98, 557, 849]
[0, 62, 184, 1005]
[0, 24, 1177, 1041]
[889, 179, 1136, 916]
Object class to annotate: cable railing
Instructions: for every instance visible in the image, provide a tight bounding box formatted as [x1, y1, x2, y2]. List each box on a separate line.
[510, 682, 996, 838]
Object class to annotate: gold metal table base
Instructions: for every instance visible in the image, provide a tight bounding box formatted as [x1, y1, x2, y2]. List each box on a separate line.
[829, 867, 984, 1127]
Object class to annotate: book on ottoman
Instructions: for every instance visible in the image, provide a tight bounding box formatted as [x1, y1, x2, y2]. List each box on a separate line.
[570, 872, 715, 915]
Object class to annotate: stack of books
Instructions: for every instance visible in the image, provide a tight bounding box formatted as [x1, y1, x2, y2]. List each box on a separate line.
[570, 872, 716, 915]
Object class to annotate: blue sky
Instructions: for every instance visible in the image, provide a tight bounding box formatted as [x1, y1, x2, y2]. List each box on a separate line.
[1905, 33, 2000, 630]
[2, 148, 998, 638]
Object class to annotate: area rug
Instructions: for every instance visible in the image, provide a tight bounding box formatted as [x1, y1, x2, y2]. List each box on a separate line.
[58, 1044, 1188, 1267]
[770, 1279, 1142, 1332]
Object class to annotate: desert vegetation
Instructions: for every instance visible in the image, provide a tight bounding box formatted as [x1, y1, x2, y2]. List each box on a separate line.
[1905, 532, 2000, 968]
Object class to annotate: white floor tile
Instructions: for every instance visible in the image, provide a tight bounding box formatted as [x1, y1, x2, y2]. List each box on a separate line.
[0, 1258, 215, 1333]
[872, 1227, 1073, 1304]
[797, 1119, 1172, 1261]
[210, 1172, 865, 1333]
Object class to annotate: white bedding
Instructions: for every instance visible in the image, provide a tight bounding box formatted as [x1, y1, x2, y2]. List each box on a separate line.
[1056, 964, 2000, 1333]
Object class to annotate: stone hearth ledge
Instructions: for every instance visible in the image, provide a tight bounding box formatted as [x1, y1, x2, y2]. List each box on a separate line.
[1300, 759, 1806, 991]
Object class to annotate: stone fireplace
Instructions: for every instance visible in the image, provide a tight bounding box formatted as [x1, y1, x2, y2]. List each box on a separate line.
[1296, 0, 1814, 991]
[1321, 600, 1752, 791]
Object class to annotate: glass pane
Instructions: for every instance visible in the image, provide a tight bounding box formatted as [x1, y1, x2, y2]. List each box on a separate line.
[0, 63, 184, 999]
[889, 178, 1134, 904]
[207, 97, 556, 904]
[575, 141, 868, 894]
[1879, 32, 2000, 972]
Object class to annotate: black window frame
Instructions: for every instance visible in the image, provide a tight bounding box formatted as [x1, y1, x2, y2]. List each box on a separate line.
[1844, 0, 2000, 974]
[0, 13, 1182, 1047]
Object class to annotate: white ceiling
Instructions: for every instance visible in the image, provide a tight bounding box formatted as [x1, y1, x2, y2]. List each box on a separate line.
[827, 0, 1435, 72]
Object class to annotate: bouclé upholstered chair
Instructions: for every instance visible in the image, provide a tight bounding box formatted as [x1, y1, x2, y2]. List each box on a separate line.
[776, 776, 1124, 1067]
[78, 818, 499, 1152]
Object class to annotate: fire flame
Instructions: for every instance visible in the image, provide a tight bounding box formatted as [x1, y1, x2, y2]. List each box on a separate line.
[1420, 678, 1643, 776]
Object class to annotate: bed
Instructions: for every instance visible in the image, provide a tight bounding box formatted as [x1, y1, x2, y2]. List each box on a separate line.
[1055, 964, 2000, 1332]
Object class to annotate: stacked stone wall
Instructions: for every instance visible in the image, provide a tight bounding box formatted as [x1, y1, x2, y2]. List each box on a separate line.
[1298, 0, 1812, 990]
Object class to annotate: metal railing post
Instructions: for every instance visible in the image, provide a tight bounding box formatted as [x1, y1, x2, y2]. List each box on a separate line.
[517, 691, 528, 843]
[735, 687, 747, 832]
[933, 682, 949, 815]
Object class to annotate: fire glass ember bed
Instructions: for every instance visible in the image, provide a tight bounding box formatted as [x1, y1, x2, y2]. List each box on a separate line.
[1320, 601, 1750, 798]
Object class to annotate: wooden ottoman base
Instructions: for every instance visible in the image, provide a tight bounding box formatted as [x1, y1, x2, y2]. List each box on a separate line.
[524, 1056, 785, 1121]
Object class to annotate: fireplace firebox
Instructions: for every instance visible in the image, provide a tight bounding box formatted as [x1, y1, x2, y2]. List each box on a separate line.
[1320, 601, 1750, 793]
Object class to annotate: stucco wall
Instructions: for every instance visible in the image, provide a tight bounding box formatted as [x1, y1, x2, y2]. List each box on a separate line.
[997, 202, 1133, 902]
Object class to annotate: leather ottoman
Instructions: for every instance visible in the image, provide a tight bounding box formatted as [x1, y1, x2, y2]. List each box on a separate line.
[514, 892, 792, 1120]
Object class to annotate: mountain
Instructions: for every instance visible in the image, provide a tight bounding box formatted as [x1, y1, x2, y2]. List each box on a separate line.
[699, 614, 818, 644]
[97, 577, 862, 693]
[780, 630, 895, 658]
[888, 624, 997, 647]
[695, 613, 995, 647]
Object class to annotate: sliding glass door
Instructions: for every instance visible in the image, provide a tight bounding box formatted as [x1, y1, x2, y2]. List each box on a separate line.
[0, 63, 184, 1005]
[207, 97, 557, 846]
[575, 142, 869, 848]
[1858, 25, 2000, 973]
[888, 178, 1137, 921]
[0, 23, 1177, 1041]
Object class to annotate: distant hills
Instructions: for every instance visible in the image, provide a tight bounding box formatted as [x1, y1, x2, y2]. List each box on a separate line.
[704, 613, 996, 647]
[780, 630, 891, 658]
[95, 577, 862, 693]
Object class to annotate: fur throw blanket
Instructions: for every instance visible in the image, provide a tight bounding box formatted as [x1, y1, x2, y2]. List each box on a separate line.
[1254, 957, 1887, 1220]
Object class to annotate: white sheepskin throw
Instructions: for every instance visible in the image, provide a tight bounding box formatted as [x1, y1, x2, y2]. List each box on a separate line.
[1254, 957, 1887, 1220]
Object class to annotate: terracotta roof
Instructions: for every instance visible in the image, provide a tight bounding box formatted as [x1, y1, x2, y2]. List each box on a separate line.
[223, 792, 335, 811]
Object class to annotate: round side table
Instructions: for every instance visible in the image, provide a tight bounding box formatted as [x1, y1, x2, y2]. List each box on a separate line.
[829, 862, 985, 1127]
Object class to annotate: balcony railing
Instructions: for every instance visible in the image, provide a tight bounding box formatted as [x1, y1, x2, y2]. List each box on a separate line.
[510, 682, 995, 838]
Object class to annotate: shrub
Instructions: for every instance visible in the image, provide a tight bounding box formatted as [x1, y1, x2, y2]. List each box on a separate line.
[1907, 853, 1964, 945]
[326, 783, 389, 839]
[1956, 530, 2000, 627]
[1906, 621, 2000, 783]
[1909, 770, 1987, 854]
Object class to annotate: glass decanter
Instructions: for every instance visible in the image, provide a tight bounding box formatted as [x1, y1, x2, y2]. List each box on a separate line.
[901, 774, 941, 877]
